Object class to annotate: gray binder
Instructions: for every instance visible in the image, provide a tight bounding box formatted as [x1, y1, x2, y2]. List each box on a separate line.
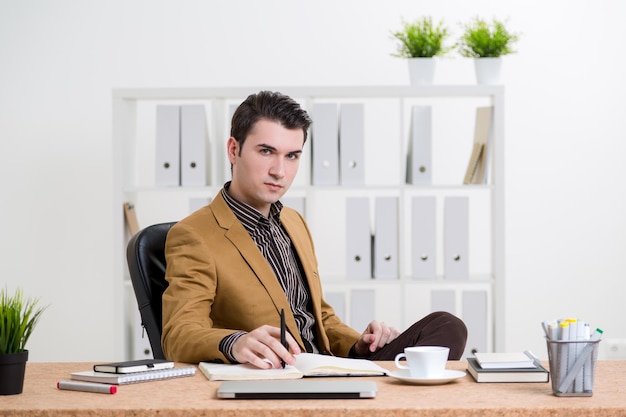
[155, 105, 180, 186]
[281, 196, 306, 218]
[339, 103, 365, 185]
[311, 103, 339, 185]
[444, 196, 469, 280]
[180, 105, 209, 187]
[411, 196, 436, 280]
[405, 105, 432, 185]
[462, 290, 488, 357]
[346, 197, 372, 280]
[323, 291, 346, 321]
[350, 289, 376, 332]
[431, 290, 456, 314]
[373, 197, 399, 279]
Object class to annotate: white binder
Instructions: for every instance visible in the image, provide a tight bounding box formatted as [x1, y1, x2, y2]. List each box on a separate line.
[155, 105, 181, 187]
[444, 196, 469, 280]
[462, 290, 488, 357]
[430, 290, 456, 314]
[350, 289, 376, 332]
[339, 103, 365, 185]
[189, 197, 211, 214]
[180, 105, 209, 187]
[311, 103, 339, 185]
[281, 196, 306, 218]
[323, 291, 346, 322]
[405, 105, 432, 185]
[373, 196, 399, 280]
[346, 197, 372, 280]
[411, 196, 436, 280]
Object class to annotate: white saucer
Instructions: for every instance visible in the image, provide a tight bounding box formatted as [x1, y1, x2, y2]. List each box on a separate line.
[387, 369, 466, 385]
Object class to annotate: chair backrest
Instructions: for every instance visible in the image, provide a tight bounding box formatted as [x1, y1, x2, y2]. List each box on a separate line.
[126, 222, 176, 360]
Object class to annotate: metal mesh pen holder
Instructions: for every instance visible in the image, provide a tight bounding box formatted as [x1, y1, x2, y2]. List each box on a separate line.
[546, 338, 601, 397]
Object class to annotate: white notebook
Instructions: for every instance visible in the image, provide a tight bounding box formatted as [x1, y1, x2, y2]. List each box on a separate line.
[71, 366, 196, 385]
[200, 353, 388, 381]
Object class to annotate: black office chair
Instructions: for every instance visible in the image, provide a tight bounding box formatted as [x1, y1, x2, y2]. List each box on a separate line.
[126, 222, 177, 360]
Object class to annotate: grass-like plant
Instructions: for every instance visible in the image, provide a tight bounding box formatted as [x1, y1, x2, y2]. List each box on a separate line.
[457, 17, 519, 58]
[391, 17, 451, 58]
[0, 287, 47, 354]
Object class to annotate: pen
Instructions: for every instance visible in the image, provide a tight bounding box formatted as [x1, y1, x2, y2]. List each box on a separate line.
[57, 380, 117, 394]
[523, 350, 542, 368]
[280, 308, 287, 369]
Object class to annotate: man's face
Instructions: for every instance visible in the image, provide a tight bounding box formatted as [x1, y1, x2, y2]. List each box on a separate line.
[227, 118, 304, 217]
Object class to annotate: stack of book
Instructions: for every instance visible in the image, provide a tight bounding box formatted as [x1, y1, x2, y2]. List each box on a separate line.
[467, 351, 549, 383]
[70, 359, 196, 385]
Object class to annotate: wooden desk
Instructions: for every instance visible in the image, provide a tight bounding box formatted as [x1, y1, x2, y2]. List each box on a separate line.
[3, 361, 626, 416]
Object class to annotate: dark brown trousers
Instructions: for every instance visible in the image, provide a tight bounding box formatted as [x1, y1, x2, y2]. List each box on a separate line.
[367, 311, 468, 360]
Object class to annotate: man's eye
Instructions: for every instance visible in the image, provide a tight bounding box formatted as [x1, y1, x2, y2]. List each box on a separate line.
[287, 153, 300, 160]
[260, 148, 271, 155]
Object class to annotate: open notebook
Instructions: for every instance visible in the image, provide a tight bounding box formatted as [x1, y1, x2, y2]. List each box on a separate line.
[200, 352, 388, 381]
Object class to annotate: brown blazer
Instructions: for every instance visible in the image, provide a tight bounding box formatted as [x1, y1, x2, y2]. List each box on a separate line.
[161, 190, 360, 363]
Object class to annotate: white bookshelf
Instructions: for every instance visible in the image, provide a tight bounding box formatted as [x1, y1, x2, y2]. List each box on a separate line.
[112, 85, 505, 359]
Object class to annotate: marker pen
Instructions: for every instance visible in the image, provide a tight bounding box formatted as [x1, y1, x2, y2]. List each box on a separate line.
[57, 380, 117, 394]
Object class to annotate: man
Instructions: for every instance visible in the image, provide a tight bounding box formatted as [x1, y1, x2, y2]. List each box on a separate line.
[161, 91, 467, 368]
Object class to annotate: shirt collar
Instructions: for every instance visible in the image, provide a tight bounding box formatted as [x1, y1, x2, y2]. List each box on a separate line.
[222, 181, 283, 227]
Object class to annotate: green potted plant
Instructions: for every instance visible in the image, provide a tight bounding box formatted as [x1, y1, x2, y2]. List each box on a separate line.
[0, 287, 47, 395]
[391, 17, 451, 85]
[457, 17, 520, 84]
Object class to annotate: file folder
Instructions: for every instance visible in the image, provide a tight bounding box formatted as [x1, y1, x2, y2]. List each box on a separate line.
[311, 103, 339, 185]
[281, 196, 306, 218]
[339, 103, 365, 185]
[430, 290, 456, 314]
[155, 105, 181, 187]
[405, 105, 432, 185]
[464, 106, 493, 185]
[189, 197, 210, 214]
[345, 197, 372, 280]
[411, 196, 436, 280]
[373, 197, 399, 280]
[462, 290, 488, 356]
[180, 104, 209, 187]
[123, 202, 140, 237]
[350, 289, 376, 333]
[323, 291, 346, 322]
[444, 196, 469, 280]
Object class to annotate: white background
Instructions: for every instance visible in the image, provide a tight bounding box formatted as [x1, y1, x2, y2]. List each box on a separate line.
[1, 0, 624, 361]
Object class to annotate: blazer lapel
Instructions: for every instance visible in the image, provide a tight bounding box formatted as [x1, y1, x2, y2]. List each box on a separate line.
[210, 193, 304, 347]
[280, 210, 331, 353]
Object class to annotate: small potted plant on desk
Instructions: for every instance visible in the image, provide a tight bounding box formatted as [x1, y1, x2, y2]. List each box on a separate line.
[457, 17, 520, 84]
[391, 16, 451, 85]
[0, 287, 47, 395]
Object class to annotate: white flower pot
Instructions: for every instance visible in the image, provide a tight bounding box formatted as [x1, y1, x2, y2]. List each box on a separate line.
[474, 58, 502, 85]
[407, 58, 436, 85]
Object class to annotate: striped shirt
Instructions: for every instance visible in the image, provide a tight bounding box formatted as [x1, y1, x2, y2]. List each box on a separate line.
[218, 183, 319, 362]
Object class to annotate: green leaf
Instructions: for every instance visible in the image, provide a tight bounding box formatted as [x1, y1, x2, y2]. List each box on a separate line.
[0, 287, 47, 354]
[391, 17, 451, 58]
[457, 17, 520, 58]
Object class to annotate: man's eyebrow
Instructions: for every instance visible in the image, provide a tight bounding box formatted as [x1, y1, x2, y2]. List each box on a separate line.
[257, 143, 277, 151]
[257, 143, 302, 154]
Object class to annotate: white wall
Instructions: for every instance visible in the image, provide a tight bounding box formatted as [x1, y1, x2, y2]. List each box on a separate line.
[1, 0, 624, 361]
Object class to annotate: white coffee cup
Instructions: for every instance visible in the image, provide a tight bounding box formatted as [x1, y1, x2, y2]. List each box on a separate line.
[394, 346, 450, 378]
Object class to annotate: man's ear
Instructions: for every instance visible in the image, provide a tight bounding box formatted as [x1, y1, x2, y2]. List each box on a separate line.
[226, 137, 239, 164]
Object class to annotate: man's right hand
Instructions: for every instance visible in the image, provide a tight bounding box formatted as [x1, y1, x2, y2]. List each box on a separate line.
[231, 325, 302, 369]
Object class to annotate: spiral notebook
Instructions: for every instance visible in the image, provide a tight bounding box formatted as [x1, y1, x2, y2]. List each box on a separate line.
[70, 366, 196, 385]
